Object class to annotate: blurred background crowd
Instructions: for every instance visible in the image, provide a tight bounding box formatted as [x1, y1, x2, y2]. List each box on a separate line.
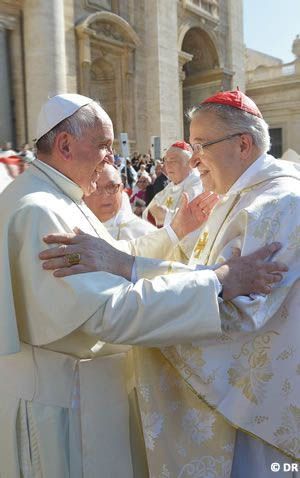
[0, 142, 169, 221]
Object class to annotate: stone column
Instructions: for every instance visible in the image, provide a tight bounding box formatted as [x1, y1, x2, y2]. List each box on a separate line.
[10, 17, 27, 147]
[144, 0, 182, 152]
[0, 16, 16, 145]
[76, 27, 91, 97]
[178, 51, 193, 139]
[23, 0, 67, 141]
[227, 0, 245, 91]
[64, 0, 77, 92]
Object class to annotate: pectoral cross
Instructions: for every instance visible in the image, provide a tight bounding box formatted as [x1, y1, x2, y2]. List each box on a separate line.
[194, 232, 208, 259]
[165, 196, 174, 208]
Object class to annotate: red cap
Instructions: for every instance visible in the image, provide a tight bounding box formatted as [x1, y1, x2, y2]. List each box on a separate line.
[201, 90, 263, 118]
[170, 141, 193, 152]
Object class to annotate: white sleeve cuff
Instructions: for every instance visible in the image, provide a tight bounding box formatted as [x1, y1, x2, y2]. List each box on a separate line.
[205, 270, 223, 301]
[163, 209, 173, 226]
[130, 258, 137, 284]
[164, 224, 180, 245]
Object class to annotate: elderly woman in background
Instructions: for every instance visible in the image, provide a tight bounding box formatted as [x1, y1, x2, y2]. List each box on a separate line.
[130, 173, 151, 216]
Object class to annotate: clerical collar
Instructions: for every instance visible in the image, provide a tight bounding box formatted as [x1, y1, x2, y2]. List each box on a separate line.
[103, 193, 134, 228]
[33, 159, 83, 202]
[226, 153, 267, 196]
[169, 169, 197, 191]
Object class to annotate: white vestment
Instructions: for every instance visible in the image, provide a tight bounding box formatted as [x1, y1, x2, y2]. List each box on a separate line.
[103, 192, 157, 240]
[134, 154, 300, 477]
[0, 159, 222, 478]
[143, 169, 203, 259]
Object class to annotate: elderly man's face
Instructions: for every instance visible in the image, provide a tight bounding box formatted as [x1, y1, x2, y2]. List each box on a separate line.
[164, 151, 191, 185]
[84, 164, 123, 222]
[71, 115, 114, 196]
[189, 111, 244, 194]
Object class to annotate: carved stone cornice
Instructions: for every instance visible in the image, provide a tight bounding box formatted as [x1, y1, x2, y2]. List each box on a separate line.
[181, 0, 219, 26]
[76, 11, 141, 47]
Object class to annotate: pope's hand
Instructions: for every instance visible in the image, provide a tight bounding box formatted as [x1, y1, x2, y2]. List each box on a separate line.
[171, 191, 219, 240]
[215, 242, 289, 300]
[39, 228, 134, 280]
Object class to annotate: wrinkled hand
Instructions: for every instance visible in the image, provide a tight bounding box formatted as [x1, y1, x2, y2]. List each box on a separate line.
[171, 191, 219, 240]
[149, 203, 167, 226]
[214, 242, 288, 300]
[39, 228, 134, 279]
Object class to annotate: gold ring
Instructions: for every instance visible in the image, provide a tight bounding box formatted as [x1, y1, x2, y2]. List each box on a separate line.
[66, 253, 81, 266]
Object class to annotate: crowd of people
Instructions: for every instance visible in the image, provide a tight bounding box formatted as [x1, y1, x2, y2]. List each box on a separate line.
[0, 141, 35, 193]
[0, 137, 178, 229]
[113, 152, 168, 218]
[0, 90, 299, 478]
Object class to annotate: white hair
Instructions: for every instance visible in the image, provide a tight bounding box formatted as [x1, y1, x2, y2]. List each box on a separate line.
[102, 162, 120, 176]
[139, 172, 152, 184]
[36, 101, 103, 154]
[188, 103, 270, 153]
[166, 146, 192, 161]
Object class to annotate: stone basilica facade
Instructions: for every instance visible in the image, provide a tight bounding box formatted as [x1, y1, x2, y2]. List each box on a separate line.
[0, 0, 246, 153]
[2, 0, 299, 158]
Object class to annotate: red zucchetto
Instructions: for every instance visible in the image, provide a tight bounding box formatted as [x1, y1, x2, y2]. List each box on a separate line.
[201, 90, 263, 118]
[170, 141, 193, 152]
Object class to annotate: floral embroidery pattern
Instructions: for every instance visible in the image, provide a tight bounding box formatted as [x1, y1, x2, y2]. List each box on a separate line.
[175, 345, 219, 385]
[228, 332, 278, 405]
[246, 415, 269, 426]
[288, 225, 300, 251]
[182, 408, 215, 445]
[160, 464, 170, 478]
[141, 412, 164, 451]
[280, 305, 289, 322]
[159, 363, 182, 392]
[281, 379, 292, 398]
[138, 383, 151, 402]
[287, 196, 298, 215]
[273, 405, 300, 457]
[178, 456, 232, 478]
[276, 346, 294, 360]
[175, 440, 187, 458]
[252, 202, 281, 242]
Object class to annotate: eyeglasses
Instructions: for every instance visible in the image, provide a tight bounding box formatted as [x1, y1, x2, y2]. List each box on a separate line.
[95, 182, 121, 195]
[190, 133, 243, 156]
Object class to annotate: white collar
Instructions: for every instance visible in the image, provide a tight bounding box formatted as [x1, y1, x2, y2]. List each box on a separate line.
[33, 159, 83, 202]
[226, 153, 267, 196]
[103, 193, 135, 228]
[168, 169, 197, 192]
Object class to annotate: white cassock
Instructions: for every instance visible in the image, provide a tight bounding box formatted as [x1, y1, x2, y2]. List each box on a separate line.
[134, 154, 300, 477]
[0, 159, 222, 478]
[143, 169, 203, 260]
[103, 192, 157, 240]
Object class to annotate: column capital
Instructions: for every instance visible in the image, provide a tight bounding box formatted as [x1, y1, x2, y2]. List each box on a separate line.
[0, 15, 17, 31]
[178, 50, 193, 81]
